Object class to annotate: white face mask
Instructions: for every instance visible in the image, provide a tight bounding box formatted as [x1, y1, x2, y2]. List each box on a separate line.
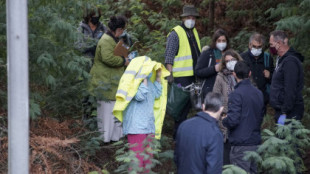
[251, 48, 262, 57]
[216, 42, 227, 51]
[226, 60, 237, 71]
[184, 19, 195, 29]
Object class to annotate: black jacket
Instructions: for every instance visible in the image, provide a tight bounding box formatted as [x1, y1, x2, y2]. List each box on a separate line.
[241, 50, 274, 103]
[269, 47, 304, 118]
[195, 48, 218, 98]
[175, 112, 223, 174]
[223, 79, 264, 146]
[286, 47, 304, 63]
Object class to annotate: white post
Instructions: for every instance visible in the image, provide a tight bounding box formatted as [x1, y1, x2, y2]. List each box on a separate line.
[6, 0, 29, 173]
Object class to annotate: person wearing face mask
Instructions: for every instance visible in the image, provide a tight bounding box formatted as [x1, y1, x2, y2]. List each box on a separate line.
[269, 30, 304, 125]
[164, 4, 201, 138]
[78, 7, 107, 122]
[195, 29, 230, 99]
[89, 16, 129, 143]
[222, 61, 264, 173]
[77, 6, 107, 61]
[212, 49, 242, 166]
[241, 33, 274, 106]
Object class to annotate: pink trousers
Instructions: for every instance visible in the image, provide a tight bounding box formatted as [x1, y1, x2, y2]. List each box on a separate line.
[127, 134, 153, 171]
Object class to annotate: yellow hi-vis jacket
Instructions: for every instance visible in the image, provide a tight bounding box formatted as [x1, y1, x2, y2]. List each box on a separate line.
[113, 56, 170, 139]
[171, 26, 201, 77]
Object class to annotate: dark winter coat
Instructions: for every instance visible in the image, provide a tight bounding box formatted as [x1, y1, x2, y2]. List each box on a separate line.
[77, 21, 107, 58]
[269, 47, 304, 120]
[286, 47, 304, 63]
[195, 48, 218, 98]
[241, 50, 274, 104]
[223, 79, 264, 146]
[175, 111, 223, 174]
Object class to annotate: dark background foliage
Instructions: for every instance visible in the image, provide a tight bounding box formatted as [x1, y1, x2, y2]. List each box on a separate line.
[0, 0, 309, 173]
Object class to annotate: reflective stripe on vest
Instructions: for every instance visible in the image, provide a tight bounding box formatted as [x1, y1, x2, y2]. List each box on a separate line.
[171, 26, 201, 77]
[116, 56, 151, 101]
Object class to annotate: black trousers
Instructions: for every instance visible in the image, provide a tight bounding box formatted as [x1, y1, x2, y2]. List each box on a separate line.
[230, 145, 258, 174]
[173, 76, 195, 139]
[223, 141, 231, 165]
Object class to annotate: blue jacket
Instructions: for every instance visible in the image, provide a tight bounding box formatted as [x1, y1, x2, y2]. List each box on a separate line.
[175, 112, 223, 174]
[123, 78, 162, 135]
[223, 79, 264, 146]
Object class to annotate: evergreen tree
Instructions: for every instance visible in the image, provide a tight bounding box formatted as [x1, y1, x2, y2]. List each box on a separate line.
[244, 120, 310, 173]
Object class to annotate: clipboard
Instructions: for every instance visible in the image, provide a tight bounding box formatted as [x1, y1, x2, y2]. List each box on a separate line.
[114, 40, 130, 57]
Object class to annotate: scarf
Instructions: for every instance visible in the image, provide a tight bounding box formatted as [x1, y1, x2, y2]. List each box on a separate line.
[223, 68, 236, 96]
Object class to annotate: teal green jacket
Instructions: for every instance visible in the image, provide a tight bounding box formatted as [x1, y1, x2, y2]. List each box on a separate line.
[89, 33, 125, 100]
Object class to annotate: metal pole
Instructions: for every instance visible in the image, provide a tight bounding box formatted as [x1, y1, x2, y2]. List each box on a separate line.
[6, 0, 29, 173]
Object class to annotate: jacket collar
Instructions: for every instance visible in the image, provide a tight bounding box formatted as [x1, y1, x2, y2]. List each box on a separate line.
[106, 30, 119, 43]
[196, 111, 218, 123]
[278, 47, 302, 64]
[180, 23, 194, 32]
[247, 49, 264, 63]
[235, 78, 251, 89]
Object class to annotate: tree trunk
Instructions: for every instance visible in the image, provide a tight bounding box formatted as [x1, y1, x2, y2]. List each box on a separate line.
[209, 0, 215, 33]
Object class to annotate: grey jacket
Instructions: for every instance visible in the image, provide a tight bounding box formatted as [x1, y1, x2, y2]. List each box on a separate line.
[76, 21, 107, 58]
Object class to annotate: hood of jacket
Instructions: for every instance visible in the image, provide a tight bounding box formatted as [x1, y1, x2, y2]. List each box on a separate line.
[285, 47, 304, 63]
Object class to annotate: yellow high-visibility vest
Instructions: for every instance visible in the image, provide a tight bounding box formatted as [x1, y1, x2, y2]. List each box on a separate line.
[171, 26, 201, 77]
[113, 56, 170, 139]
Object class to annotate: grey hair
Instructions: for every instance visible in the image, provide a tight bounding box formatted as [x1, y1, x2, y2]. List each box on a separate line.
[249, 33, 265, 46]
[270, 30, 288, 43]
[203, 92, 223, 113]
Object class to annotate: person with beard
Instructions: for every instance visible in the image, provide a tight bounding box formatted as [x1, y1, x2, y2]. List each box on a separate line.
[78, 6, 107, 61]
[269, 30, 304, 124]
[241, 33, 274, 105]
[164, 4, 201, 138]
[89, 16, 129, 143]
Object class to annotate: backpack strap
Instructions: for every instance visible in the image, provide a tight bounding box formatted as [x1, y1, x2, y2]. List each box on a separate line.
[264, 52, 270, 68]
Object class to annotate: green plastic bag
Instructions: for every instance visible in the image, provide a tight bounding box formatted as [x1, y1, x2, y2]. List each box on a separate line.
[166, 83, 190, 121]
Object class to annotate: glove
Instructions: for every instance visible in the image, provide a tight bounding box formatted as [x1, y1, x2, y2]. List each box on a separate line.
[277, 114, 286, 125]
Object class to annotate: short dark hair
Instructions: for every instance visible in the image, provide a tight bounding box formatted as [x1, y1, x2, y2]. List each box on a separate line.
[210, 29, 230, 51]
[83, 6, 101, 23]
[270, 30, 287, 43]
[108, 16, 127, 32]
[203, 92, 223, 113]
[234, 61, 250, 79]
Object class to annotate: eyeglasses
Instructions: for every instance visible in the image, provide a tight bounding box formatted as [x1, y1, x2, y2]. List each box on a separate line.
[252, 45, 262, 49]
[225, 57, 237, 63]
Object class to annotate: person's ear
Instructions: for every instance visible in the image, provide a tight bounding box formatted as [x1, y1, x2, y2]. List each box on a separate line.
[216, 106, 224, 119]
[219, 106, 224, 114]
[249, 71, 252, 78]
[202, 104, 205, 111]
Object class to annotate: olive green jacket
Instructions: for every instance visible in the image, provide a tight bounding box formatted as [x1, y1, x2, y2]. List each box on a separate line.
[89, 33, 125, 101]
